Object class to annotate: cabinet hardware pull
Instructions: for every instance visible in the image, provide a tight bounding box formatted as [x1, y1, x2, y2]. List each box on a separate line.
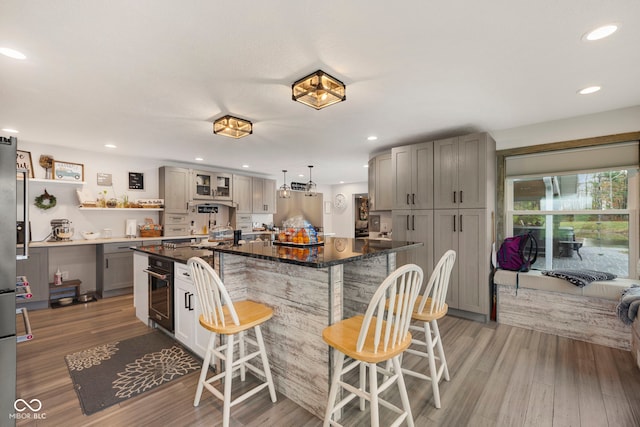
[460, 214, 463, 232]
[406, 194, 410, 205]
[412, 215, 415, 231]
[106, 259, 109, 269]
[453, 215, 456, 232]
[406, 215, 410, 231]
[182, 272, 190, 277]
[412, 193, 415, 205]
[184, 292, 189, 309]
[453, 191, 456, 203]
[460, 191, 463, 204]
[188, 293, 194, 311]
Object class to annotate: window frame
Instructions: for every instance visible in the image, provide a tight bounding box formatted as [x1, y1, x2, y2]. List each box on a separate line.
[496, 132, 640, 278]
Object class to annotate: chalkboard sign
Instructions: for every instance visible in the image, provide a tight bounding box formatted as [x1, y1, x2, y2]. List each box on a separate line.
[128, 172, 144, 190]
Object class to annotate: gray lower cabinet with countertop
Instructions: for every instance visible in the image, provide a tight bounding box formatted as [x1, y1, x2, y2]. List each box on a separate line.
[16, 247, 49, 310]
[96, 241, 144, 298]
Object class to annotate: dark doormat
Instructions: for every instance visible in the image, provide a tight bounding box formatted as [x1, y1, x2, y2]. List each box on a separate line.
[65, 331, 201, 415]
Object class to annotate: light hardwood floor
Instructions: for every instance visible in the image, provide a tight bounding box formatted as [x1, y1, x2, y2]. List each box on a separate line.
[16, 295, 640, 426]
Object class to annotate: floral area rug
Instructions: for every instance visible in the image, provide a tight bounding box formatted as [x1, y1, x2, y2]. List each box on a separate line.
[65, 331, 201, 415]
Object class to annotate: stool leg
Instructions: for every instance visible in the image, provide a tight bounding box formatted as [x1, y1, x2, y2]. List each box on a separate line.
[424, 321, 441, 408]
[324, 352, 345, 427]
[194, 332, 215, 406]
[432, 319, 449, 382]
[222, 333, 235, 427]
[255, 325, 277, 402]
[393, 356, 415, 427]
[368, 362, 380, 427]
[239, 330, 246, 381]
[359, 362, 366, 410]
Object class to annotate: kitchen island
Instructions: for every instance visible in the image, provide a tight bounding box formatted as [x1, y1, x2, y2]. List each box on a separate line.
[133, 237, 421, 419]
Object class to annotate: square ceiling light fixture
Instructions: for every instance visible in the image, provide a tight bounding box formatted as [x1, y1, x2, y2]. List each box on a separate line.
[292, 70, 346, 110]
[213, 115, 253, 139]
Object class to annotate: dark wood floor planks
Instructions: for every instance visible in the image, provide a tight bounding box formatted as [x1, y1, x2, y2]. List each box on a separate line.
[15, 295, 640, 426]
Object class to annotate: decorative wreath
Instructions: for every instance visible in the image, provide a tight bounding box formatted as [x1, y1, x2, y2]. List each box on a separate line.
[35, 189, 57, 210]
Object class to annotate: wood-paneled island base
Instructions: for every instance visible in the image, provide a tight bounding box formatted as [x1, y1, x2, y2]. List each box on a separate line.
[211, 237, 422, 419]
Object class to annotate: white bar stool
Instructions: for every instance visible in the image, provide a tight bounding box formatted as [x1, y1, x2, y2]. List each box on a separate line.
[402, 249, 456, 409]
[322, 263, 424, 427]
[188, 257, 277, 427]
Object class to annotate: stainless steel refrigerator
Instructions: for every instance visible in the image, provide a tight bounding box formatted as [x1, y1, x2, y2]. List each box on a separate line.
[1, 135, 29, 426]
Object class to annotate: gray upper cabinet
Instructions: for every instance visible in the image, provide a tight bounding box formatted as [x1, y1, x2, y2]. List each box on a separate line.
[191, 170, 232, 201]
[233, 174, 253, 214]
[252, 177, 276, 214]
[368, 152, 392, 211]
[159, 166, 190, 214]
[434, 133, 489, 209]
[391, 142, 433, 210]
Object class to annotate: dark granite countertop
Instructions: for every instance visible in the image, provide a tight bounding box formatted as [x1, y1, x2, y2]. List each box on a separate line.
[211, 237, 422, 268]
[132, 245, 214, 264]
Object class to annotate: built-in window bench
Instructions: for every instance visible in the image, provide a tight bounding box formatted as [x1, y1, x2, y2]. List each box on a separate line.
[494, 270, 634, 351]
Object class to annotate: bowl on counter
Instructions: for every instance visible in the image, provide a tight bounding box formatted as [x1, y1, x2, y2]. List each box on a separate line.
[57, 297, 74, 306]
[81, 231, 101, 240]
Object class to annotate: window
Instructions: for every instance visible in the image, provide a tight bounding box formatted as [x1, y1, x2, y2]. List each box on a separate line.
[506, 168, 637, 277]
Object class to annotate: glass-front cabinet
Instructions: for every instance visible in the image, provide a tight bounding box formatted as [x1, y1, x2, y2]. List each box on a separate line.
[192, 170, 233, 201]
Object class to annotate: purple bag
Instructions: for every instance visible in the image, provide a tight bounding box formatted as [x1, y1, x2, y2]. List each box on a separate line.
[497, 232, 538, 272]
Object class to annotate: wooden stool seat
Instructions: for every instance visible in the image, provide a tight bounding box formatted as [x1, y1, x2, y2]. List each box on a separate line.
[322, 315, 413, 364]
[411, 297, 448, 322]
[188, 257, 277, 427]
[199, 300, 273, 335]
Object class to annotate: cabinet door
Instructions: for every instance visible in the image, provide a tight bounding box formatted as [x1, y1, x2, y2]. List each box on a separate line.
[457, 133, 487, 209]
[233, 175, 253, 213]
[104, 252, 134, 291]
[456, 209, 488, 314]
[391, 145, 412, 209]
[192, 170, 213, 200]
[174, 275, 194, 347]
[411, 142, 433, 209]
[392, 210, 412, 267]
[407, 210, 434, 279]
[433, 209, 460, 308]
[368, 157, 376, 211]
[252, 177, 265, 213]
[433, 137, 459, 209]
[160, 167, 190, 213]
[16, 247, 48, 304]
[213, 172, 233, 201]
[133, 252, 148, 324]
[376, 153, 392, 211]
[262, 179, 276, 213]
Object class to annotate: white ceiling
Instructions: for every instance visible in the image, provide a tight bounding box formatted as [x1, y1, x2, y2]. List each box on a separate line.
[1, 1, 639, 185]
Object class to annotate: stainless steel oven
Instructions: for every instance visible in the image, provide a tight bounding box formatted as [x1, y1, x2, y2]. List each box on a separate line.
[145, 255, 174, 332]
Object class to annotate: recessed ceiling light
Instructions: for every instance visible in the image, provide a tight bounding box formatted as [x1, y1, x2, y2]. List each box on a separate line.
[298, 174, 305, 178]
[195, 157, 204, 161]
[367, 136, 378, 141]
[0, 47, 26, 60]
[583, 24, 618, 41]
[242, 164, 250, 168]
[363, 164, 369, 168]
[2, 128, 19, 133]
[578, 86, 601, 95]
[104, 144, 117, 149]
[339, 181, 345, 184]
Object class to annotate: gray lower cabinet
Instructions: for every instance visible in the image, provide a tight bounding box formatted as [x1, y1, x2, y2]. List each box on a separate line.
[173, 262, 209, 358]
[97, 242, 142, 298]
[16, 247, 49, 310]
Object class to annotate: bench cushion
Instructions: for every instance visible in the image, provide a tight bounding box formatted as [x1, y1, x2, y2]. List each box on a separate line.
[541, 269, 616, 288]
[494, 270, 635, 300]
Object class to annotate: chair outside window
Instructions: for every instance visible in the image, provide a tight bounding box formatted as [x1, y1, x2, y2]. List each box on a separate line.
[322, 263, 424, 427]
[187, 257, 277, 427]
[402, 249, 456, 409]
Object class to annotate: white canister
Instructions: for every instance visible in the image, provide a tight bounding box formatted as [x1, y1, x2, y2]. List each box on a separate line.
[125, 219, 137, 238]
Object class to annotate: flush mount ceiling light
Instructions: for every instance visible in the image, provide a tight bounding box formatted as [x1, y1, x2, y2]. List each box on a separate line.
[582, 24, 618, 41]
[292, 70, 346, 110]
[305, 165, 318, 197]
[213, 115, 253, 139]
[278, 170, 291, 199]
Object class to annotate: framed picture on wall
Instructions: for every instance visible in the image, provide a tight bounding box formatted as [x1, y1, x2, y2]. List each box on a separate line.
[52, 160, 84, 181]
[128, 172, 144, 190]
[16, 150, 34, 178]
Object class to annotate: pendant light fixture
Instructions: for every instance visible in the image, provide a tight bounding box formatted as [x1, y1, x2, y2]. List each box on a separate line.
[278, 170, 291, 199]
[305, 165, 318, 197]
[213, 115, 253, 139]
[292, 70, 346, 110]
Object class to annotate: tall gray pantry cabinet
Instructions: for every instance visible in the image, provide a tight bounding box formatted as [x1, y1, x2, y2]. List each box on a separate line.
[391, 132, 495, 321]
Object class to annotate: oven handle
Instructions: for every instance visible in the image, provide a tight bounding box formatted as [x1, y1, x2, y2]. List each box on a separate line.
[143, 269, 170, 280]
